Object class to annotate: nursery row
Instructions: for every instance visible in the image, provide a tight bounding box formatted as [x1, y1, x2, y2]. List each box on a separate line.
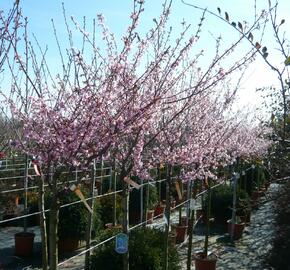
[0, 157, 272, 270]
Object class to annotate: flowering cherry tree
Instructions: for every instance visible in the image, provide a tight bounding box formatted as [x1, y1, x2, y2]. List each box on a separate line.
[2, 1, 273, 270]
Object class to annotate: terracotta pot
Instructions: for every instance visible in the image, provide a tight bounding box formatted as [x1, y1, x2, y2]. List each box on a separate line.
[154, 204, 165, 217]
[194, 252, 217, 270]
[227, 220, 245, 240]
[172, 224, 188, 244]
[15, 232, 35, 256]
[146, 210, 154, 224]
[58, 238, 80, 253]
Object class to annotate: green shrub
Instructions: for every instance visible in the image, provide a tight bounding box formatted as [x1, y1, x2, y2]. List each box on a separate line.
[58, 192, 88, 239]
[98, 191, 123, 226]
[90, 228, 181, 270]
[210, 184, 233, 222]
[47, 190, 102, 239]
[209, 184, 251, 223]
[242, 165, 267, 195]
[129, 182, 158, 222]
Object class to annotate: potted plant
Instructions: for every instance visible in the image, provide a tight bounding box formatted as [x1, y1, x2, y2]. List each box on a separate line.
[172, 221, 188, 244]
[129, 180, 158, 224]
[145, 184, 158, 224]
[14, 231, 35, 256]
[209, 184, 232, 226]
[90, 227, 180, 270]
[154, 200, 166, 217]
[171, 203, 188, 244]
[227, 216, 245, 240]
[98, 191, 123, 228]
[27, 191, 40, 226]
[210, 184, 251, 227]
[194, 179, 217, 270]
[12, 192, 35, 257]
[57, 189, 102, 252]
[236, 190, 251, 224]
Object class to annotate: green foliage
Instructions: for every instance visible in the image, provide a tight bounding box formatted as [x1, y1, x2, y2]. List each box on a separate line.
[98, 191, 123, 226]
[90, 228, 181, 270]
[147, 184, 158, 209]
[284, 56, 290, 66]
[210, 184, 233, 222]
[241, 165, 267, 195]
[129, 183, 158, 212]
[267, 181, 290, 269]
[57, 190, 102, 239]
[237, 188, 251, 214]
[209, 184, 251, 223]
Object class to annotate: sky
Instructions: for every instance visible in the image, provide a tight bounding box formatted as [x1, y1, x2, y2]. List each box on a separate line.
[2, 0, 290, 115]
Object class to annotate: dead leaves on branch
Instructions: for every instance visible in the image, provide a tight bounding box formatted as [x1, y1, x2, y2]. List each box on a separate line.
[285, 56, 290, 66]
[216, 7, 271, 59]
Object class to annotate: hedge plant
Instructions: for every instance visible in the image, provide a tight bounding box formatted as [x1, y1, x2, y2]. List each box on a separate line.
[209, 184, 251, 223]
[90, 227, 181, 270]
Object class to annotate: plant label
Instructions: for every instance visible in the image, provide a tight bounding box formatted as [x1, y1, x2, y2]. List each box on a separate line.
[115, 233, 128, 254]
[124, 177, 141, 189]
[175, 182, 182, 200]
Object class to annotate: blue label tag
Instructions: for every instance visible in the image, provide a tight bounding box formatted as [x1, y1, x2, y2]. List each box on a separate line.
[115, 233, 128, 254]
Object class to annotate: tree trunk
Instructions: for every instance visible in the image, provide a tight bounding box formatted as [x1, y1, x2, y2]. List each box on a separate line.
[85, 160, 96, 270]
[49, 172, 59, 270]
[122, 176, 129, 270]
[186, 207, 195, 270]
[163, 164, 172, 270]
[204, 182, 211, 257]
[113, 161, 117, 226]
[186, 181, 197, 270]
[38, 174, 48, 270]
[143, 182, 149, 226]
[230, 174, 238, 241]
[23, 155, 28, 232]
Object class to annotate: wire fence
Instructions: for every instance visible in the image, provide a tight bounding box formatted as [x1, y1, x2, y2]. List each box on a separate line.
[0, 156, 271, 268]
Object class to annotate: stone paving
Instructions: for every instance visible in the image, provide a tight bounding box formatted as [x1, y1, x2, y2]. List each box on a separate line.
[0, 184, 278, 269]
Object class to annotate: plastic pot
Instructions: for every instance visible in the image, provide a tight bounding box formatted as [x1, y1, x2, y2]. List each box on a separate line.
[194, 252, 217, 270]
[15, 231, 35, 256]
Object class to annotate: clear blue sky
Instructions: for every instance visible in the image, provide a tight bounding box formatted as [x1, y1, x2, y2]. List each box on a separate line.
[2, 0, 290, 112]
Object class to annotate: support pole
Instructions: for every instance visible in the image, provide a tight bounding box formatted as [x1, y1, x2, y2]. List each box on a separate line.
[85, 160, 96, 270]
